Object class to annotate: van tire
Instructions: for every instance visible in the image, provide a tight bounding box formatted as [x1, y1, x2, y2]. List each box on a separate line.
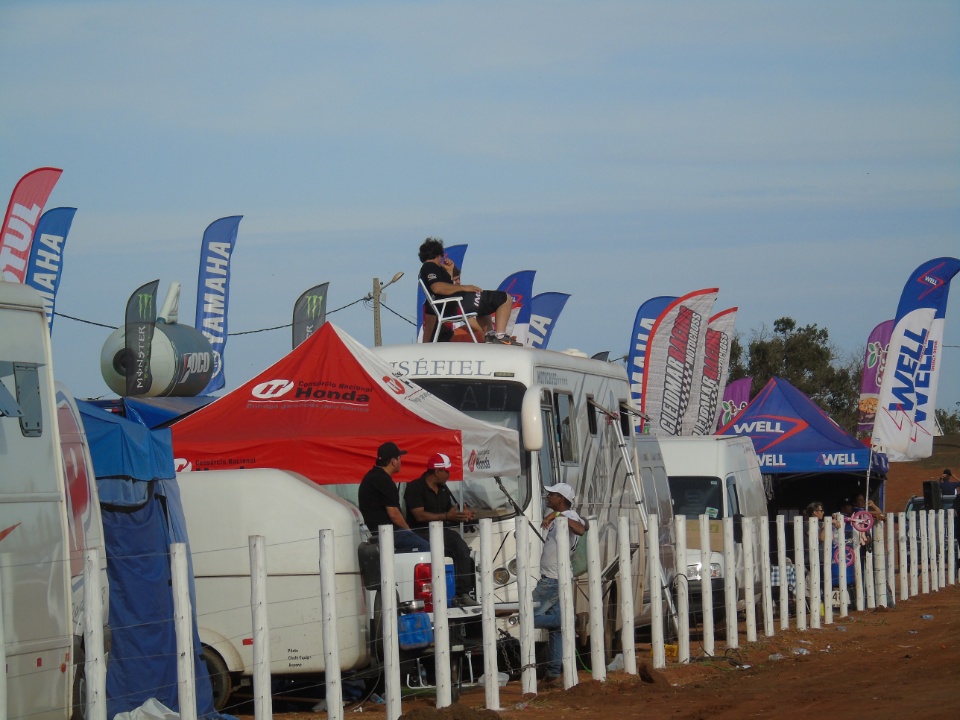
[202, 645, 233, 710]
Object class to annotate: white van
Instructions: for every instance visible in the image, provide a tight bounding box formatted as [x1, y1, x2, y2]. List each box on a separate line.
[373, 343, 677, 662]
[658, 435, 768, 617]
[0, 281, 74, 719]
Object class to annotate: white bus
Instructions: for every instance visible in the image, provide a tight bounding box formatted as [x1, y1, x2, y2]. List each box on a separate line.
[373, 342, 676, 665]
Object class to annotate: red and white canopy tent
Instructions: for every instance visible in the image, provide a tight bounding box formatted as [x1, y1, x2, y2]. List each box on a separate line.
[171, 323, 520, 484]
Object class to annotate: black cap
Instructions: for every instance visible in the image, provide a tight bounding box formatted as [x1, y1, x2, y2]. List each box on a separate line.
[944, 469, 953, 477]
[377, 441, 407, 462]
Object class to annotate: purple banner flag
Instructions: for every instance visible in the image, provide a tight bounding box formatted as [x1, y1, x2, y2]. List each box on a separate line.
[717, 376, 752, 430]
[873, 257, 960, 460]
[24, 207, 76, 334]
[689, 306, 737, 435]
[195, 216, 242, 394]
[856, 319, 894, 438]
[527, 292, 570, 349]
[627, 296, 676, 433]
[498, 270, 536, 345]
[417, 243, 467, 341]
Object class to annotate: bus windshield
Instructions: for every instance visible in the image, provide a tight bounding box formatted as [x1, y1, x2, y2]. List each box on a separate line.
[415, 379, 529, 518]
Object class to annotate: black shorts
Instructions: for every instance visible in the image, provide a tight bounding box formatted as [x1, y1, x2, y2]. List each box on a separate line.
[431, 290, 508, 318]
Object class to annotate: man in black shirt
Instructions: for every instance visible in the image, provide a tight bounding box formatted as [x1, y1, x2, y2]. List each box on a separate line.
[405, 452, 479, 607]
[358, 441, 430, 553]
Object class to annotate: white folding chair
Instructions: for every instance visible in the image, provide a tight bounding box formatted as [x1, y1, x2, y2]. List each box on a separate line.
[419, 278, 480, 343]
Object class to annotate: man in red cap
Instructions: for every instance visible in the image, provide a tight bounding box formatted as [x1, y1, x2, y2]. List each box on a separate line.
[405, 452, 480, 607]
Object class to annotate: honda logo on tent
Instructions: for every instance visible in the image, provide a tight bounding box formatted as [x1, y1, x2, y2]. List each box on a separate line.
[383, 376, 406, 395]
[252, 379, 295, 399]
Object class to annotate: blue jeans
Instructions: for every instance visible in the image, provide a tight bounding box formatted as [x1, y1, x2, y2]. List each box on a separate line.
[532, 577, 562, 677]
[393, 529, 431, 553]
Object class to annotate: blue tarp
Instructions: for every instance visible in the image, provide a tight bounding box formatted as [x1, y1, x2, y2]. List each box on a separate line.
[77, 402, 219, 719]
[84, 395, 215, 429]
[717, 377, 888, 476]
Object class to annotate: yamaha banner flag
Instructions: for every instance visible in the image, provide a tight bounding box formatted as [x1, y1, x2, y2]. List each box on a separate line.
[1, 167, 62, 283]
[627, 296, 676, 433]
[24, 207, 76, 334]
[873, 257, 960, 460]
[195, 216, 242, 394]
[124, 279, 160, 397]
[497, 270, 536, 345]
[527, 292, 571, 349]
[292, 282, 330, 348]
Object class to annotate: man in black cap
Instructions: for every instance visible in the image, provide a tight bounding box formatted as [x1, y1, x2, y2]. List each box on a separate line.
[358, 441, 430, 553]
[939, 468, 959, 494]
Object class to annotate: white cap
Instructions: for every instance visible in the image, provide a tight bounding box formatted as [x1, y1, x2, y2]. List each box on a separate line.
[544, 483, 575, 503]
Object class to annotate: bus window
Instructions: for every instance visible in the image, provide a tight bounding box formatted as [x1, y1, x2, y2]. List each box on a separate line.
[586, 396, 598, 436]
[539, 405, 559, 486]
[554, 392, 578, 464]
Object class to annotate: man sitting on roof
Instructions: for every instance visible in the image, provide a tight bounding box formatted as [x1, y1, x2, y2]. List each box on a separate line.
[418, 237, 520, 346]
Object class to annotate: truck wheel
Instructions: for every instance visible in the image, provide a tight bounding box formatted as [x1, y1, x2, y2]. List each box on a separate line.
[70, 647, 86, 720]
[202, 645, 233, 711]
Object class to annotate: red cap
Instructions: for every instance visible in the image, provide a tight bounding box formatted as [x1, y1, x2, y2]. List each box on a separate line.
[427, 452, 452, 470]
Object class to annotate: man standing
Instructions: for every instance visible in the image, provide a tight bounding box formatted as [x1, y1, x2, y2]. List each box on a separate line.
[939, 468, 959, 494]
[404, 452, 480, 607]
[358, 441, 430, 553]
[532, 483, 586, 685]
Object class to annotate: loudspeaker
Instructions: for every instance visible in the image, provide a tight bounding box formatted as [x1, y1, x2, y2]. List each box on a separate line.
[922, 480, 943, 511]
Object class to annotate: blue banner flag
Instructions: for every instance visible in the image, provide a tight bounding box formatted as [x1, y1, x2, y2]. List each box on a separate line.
[417, 243, 467, 340]
[627, 296, 676, 432]
[24, 206, 76, 334]
[497, 270, 536, 345]
[527, 292, 570, 349]
[195, 216, 242, 394]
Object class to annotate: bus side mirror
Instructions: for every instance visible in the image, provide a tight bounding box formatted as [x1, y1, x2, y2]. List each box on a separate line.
[521, 385, 543, 451]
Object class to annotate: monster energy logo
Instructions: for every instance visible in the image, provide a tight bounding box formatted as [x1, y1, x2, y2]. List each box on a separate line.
[305, 294, 324, 320]
[137, 292, 154, 320]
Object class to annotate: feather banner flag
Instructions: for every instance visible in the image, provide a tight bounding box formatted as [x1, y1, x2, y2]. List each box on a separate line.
[856, 319, 894, 439]
[627, 296, 676, 433]
[24, 207, 76, 334]
[1, 167, 62, 283]
[873, 257, 960, 460]
[716, 376, 752, 430]
[195, 216, 242, 394]
[687, 306, 737, 435]
[527, 292, 571, 349]
[292, 283, 330, 349]
[642, 288, 718, 436]
[497, 270, 536, 345]
[124, 279, 160, 397]
[417, 243, 467, 341]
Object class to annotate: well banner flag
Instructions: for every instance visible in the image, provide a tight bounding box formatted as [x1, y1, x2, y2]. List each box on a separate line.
[687, 306, 736, 435]
[643, 288, 718, 436]
[716, 376, 752, 430]
[527, 292, 570, 349]
[873, 257, 960, 460]
[195, 216, 242, 394]
[1, 167, 63, 283]
[498, 270, 536, 345]
[124, 279, 160, 397]
[292, 283, 330, 348]
[857, 319, 894, 438]
[24, 207, 76, 334]
[417, 243, 467, 340]
[627, 296, 676, 433]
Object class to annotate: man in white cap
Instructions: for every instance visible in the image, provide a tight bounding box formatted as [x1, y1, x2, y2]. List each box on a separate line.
[533, 482, 586, 685]
[405, 452, 479, 607]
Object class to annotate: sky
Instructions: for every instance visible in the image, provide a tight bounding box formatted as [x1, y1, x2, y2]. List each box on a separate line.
[2, 1, 959, 415]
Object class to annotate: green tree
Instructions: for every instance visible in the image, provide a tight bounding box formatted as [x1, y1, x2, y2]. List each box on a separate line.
[936, 403, 960, 435]
[727, 317, 861, 433]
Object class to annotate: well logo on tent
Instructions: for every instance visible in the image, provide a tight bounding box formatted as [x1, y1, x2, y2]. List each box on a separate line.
[816, 452, 860, 467]
[732, 414, 809, 453]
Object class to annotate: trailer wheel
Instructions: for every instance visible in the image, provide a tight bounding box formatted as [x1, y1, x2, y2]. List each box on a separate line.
[202, 645, 233, 711]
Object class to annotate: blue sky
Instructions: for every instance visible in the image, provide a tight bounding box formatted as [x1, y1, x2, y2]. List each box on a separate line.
[2, 1, 959, 415]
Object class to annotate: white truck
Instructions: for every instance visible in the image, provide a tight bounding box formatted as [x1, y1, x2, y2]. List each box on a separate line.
[177, 468, 467, 709]
[658, 435, 769, 620]
[0, 281, 74, 719]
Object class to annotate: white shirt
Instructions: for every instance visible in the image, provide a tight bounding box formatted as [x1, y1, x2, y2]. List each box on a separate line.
[539, 509, 583, 579]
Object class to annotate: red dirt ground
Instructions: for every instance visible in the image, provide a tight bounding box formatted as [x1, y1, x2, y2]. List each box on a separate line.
[234, 437, 960, 720]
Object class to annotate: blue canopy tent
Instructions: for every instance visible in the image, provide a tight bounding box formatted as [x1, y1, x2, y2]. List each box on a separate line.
[87, 395, 216, 429]
[717, 377, 888, 515]
[77, 401, 220, 719]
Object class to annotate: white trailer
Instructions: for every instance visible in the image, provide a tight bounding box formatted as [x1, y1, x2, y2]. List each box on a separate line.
[0, 281, 74, 719]
[373, 342, 677, 663]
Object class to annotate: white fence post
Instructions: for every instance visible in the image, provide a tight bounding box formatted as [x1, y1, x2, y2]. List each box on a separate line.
[875, 521, 887, 607]
[555, 516, 577, 689]
[429, 522, 452, 707]
[675, 515, 689, 663]
[908, 511, 919, 597]
[928, 511, 939, 592]
[648, 514, 665, 669]
[822, 520, 833, 625]
[808, 518, 821, 629]
[793, 517, 806, 631]
[515, 518, 537, 694]
[937, 509, 946, 589]
[317, 531, 340, 720]
[379, 526, 401, 720]
[898, 512, 908, 601]
[479, 519, 500, 710]
[886, 515, 897, 604]
[948, 509, 956, 586]
[618, 515, 637, 675]
[251, 536, 274, 720]
[699, 514, 715, 654]
[83, 548, 107, 720]
[722, 517, 737, 648]
[759, 518, 774, 637]
[920, 510, 930, 594]
[743, 517, 757, 642]
[586, 517, 606, 681]
[171, 543, 197, 720]
[836, 514, 849, 618]
[776, 515, 788, 631]
[853, 535, 864, 611]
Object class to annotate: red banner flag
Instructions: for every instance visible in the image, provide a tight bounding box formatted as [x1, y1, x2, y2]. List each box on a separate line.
[1, 167, 63, 283]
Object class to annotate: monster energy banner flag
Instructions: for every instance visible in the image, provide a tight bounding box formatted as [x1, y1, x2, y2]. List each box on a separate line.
[292, 282, 329, 348]
[124, 279, 160, 397]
